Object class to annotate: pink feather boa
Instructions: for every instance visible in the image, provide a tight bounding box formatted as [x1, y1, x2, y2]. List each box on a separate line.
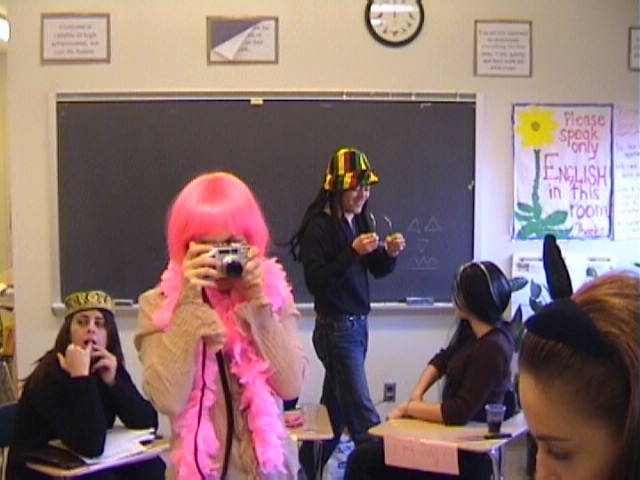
[152, 258, 293, 479]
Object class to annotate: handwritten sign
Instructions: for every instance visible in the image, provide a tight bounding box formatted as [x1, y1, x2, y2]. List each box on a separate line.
[613, 103, 640, 240]
[513, 104, 613, 240]
[384, 436, 459, 475]
[41, 14, 110, 64]
[475, 21, 531, 77]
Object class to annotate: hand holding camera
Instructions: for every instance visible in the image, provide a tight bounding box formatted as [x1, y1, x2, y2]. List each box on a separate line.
[182, 241, 266, 303]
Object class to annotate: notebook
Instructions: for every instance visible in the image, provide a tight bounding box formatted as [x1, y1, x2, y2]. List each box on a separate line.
[49, 426, 156, 465]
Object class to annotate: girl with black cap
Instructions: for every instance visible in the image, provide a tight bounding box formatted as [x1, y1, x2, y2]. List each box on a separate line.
[344, 261, 515, 480]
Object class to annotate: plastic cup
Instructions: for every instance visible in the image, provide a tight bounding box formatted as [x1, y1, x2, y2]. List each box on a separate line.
[301, 403, 318, 431]
[485, 403, 506, 434]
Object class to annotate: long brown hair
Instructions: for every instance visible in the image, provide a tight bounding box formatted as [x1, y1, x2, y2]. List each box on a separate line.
[520, 271, 640, 479]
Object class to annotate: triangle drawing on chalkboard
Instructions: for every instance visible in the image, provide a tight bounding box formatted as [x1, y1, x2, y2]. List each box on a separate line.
[417, 239, 430, 253]
[408, 217, 421, 234]
[424, 217, 442, 233]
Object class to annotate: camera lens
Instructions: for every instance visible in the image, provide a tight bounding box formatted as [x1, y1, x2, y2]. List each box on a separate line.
[223, 260, 244, 278]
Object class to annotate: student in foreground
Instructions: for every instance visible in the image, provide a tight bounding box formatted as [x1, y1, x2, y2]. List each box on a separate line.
[7, 290, 165, 480]
[344, 261, 516, 479]
[134, 172, 305, 479]
[519, 235, 640, 480]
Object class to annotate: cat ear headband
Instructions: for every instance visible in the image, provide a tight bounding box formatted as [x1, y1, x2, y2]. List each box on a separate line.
[524, 235, 618, 360]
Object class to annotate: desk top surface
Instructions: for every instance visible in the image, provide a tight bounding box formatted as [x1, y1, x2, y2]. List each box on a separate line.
[26, 438, 169, 478]
[370, 411, 528, 453]
[287, 403, 334, 442]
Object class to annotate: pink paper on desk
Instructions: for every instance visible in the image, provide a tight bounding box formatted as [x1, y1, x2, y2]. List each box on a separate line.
[383, 435, 459, 475]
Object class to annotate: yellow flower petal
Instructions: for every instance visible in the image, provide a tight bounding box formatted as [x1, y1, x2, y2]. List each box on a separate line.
[516, 106, 559, 149]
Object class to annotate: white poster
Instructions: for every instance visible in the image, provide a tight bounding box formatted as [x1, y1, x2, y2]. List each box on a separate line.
[513, 104, 613, 240]
[612, 103, 640, 240]
[511, 254, 615, 319]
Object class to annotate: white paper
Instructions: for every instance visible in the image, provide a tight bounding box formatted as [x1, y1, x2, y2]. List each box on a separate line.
[50, 426, 155, 464]
[384, 435, 459, 475]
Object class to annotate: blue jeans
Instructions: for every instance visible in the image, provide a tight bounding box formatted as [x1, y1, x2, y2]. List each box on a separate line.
[299, 314, 380, 477]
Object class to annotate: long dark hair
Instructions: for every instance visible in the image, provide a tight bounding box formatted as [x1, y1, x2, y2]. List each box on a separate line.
[28, 309, 125, 379]
[283, 187, 373, 261]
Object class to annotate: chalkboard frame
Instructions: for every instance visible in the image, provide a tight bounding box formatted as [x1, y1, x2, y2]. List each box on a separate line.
[53, 91, 476, 308]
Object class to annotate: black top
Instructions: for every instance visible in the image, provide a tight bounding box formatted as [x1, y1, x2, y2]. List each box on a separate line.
[300, 212, 396, 315]
[429, 326, 514, 425]
[7, 352, 158, 479]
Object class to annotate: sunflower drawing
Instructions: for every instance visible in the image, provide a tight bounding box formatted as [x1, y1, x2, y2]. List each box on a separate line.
[514, 106, 572, 239]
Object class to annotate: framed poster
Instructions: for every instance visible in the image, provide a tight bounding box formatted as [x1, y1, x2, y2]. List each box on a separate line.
[207, 16, 278, 64]
[474, 20, 531, 77]
[41, 13, 110, 64]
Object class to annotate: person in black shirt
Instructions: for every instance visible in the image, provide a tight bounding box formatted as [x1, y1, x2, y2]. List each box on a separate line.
[285, 147, 406, 478]
[7, 290, 165, 480]
[344, 261, 515, 480]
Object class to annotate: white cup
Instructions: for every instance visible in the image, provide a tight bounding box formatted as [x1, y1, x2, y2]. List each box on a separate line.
[301, 403, 318, 431]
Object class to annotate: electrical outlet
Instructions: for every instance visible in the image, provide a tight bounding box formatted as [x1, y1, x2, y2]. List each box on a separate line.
[383, 381, 396, 402]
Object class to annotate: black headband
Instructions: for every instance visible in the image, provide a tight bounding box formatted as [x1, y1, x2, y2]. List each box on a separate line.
[525, 298, 617, 359]
[524, 235, 622, 365]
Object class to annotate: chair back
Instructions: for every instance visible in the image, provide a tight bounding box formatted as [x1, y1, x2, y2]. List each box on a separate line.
[0, 401, 17, 448]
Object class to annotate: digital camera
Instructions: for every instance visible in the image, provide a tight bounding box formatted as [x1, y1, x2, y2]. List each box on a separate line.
[208, 242, 250, 278]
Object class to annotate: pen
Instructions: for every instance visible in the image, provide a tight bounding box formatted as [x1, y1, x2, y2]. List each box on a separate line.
[483, 432, 512, 440]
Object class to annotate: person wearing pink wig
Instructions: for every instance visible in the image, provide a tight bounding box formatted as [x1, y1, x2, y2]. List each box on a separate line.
[134, 172, 306, 479]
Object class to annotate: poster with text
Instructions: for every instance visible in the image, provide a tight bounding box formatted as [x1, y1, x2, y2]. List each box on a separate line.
[613, 103, 640, 240]
[513, 104, 613, 240]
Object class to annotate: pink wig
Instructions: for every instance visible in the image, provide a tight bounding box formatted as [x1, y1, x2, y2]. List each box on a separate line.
[166, 172, 270, 262]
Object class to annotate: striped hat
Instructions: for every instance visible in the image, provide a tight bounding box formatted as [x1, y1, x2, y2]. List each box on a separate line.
[323, 147, 379, 191]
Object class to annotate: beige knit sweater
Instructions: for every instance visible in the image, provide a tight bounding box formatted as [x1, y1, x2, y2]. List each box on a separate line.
[134, 288, 306, 479]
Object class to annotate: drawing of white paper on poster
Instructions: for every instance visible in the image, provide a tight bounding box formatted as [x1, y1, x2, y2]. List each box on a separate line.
[208, 17, 278, 64]
[511, 254, 615, 318]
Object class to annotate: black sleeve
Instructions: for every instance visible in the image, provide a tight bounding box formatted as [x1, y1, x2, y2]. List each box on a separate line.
[301, 215, 358, 294]
[365, 246, 397, 279]
[101, 365, 159, 430]
[27, 357, 108, 458]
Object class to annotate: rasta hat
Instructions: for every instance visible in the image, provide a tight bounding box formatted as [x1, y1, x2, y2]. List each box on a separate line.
[323, 147, 379, 191]
[63, 290, 114, 320]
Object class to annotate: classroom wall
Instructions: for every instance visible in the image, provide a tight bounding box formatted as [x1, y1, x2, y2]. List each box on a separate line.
[4, 0, 639, 433]
[0, 50, 10, 272]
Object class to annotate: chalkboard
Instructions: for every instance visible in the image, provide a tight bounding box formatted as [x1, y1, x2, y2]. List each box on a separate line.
[56, 94, 475, 304]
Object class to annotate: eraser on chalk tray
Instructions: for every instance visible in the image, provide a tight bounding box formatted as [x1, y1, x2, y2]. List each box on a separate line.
[405, 297, 435, 306]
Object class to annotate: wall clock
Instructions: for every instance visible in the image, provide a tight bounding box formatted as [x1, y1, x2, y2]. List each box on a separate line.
[365, 0, 425, 47]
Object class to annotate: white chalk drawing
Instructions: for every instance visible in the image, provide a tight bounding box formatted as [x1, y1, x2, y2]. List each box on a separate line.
[409, 256, 438, 270]
[417, 239, 430, 253]
[423, 217, 443, 233]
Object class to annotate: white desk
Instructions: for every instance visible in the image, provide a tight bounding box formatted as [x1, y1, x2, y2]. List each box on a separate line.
[26, 438, 168, 479]
[370, 412, 528, 479]
[288, 404, 333, 480]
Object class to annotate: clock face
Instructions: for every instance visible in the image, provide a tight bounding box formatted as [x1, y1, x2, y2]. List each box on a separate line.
[366, 0, 425, 47]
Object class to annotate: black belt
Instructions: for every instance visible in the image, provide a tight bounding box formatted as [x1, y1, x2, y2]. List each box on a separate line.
[318, 313, 367, 322]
